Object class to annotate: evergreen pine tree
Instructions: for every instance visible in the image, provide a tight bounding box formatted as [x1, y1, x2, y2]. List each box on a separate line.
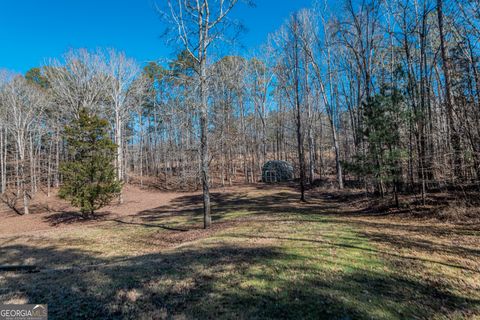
[59, 109, 122, 217]
[345, 87, 405, 202]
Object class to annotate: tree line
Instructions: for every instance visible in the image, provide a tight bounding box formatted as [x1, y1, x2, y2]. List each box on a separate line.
[0, 0, 478, 226]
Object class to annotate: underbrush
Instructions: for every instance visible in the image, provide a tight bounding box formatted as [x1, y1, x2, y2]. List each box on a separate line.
[315, 184, 480, 224]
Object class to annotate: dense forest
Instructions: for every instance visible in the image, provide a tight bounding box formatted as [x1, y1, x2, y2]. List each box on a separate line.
[0, 0, 479, 224]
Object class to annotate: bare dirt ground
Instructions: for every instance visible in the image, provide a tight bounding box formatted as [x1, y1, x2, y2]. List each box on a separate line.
[0, 185, 201, 236]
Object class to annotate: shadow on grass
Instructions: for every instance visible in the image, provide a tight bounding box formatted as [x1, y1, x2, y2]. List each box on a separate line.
[43, 211, 112, 226]
[227, 233, 480, 274]
[39, 186, 480, 273]
[25, 185, 479, 318]
[134, 190, 337, 225]
[1, 243, 477, 319]
[134, 188, 479, 233]
[109, 219, 189, 232]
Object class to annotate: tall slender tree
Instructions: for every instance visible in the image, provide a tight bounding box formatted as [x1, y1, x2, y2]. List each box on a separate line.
[163, 0, 242, 228]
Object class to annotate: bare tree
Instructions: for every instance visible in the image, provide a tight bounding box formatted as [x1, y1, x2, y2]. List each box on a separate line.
[272, 13, 308, 201]
[45, 49, 108, 118]
[0, 75, 45, 214]
[437, 0, 462, 181]
[302, 7, 344, 189]
[104, 49, 147, 203]
[163, 0, 242, 228]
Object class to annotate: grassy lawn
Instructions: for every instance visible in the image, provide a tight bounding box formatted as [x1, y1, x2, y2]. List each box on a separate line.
[0, 186, 478, 319]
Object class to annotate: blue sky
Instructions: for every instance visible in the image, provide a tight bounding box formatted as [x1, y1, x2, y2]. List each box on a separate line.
[0, 0, 315, 73]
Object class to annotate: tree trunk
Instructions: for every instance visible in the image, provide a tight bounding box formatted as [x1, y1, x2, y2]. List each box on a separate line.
[437, 0, 462, 181]
[200, 52, 211, 228]
[293, 19, 306, 202]
[116, 113, 124, 204]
